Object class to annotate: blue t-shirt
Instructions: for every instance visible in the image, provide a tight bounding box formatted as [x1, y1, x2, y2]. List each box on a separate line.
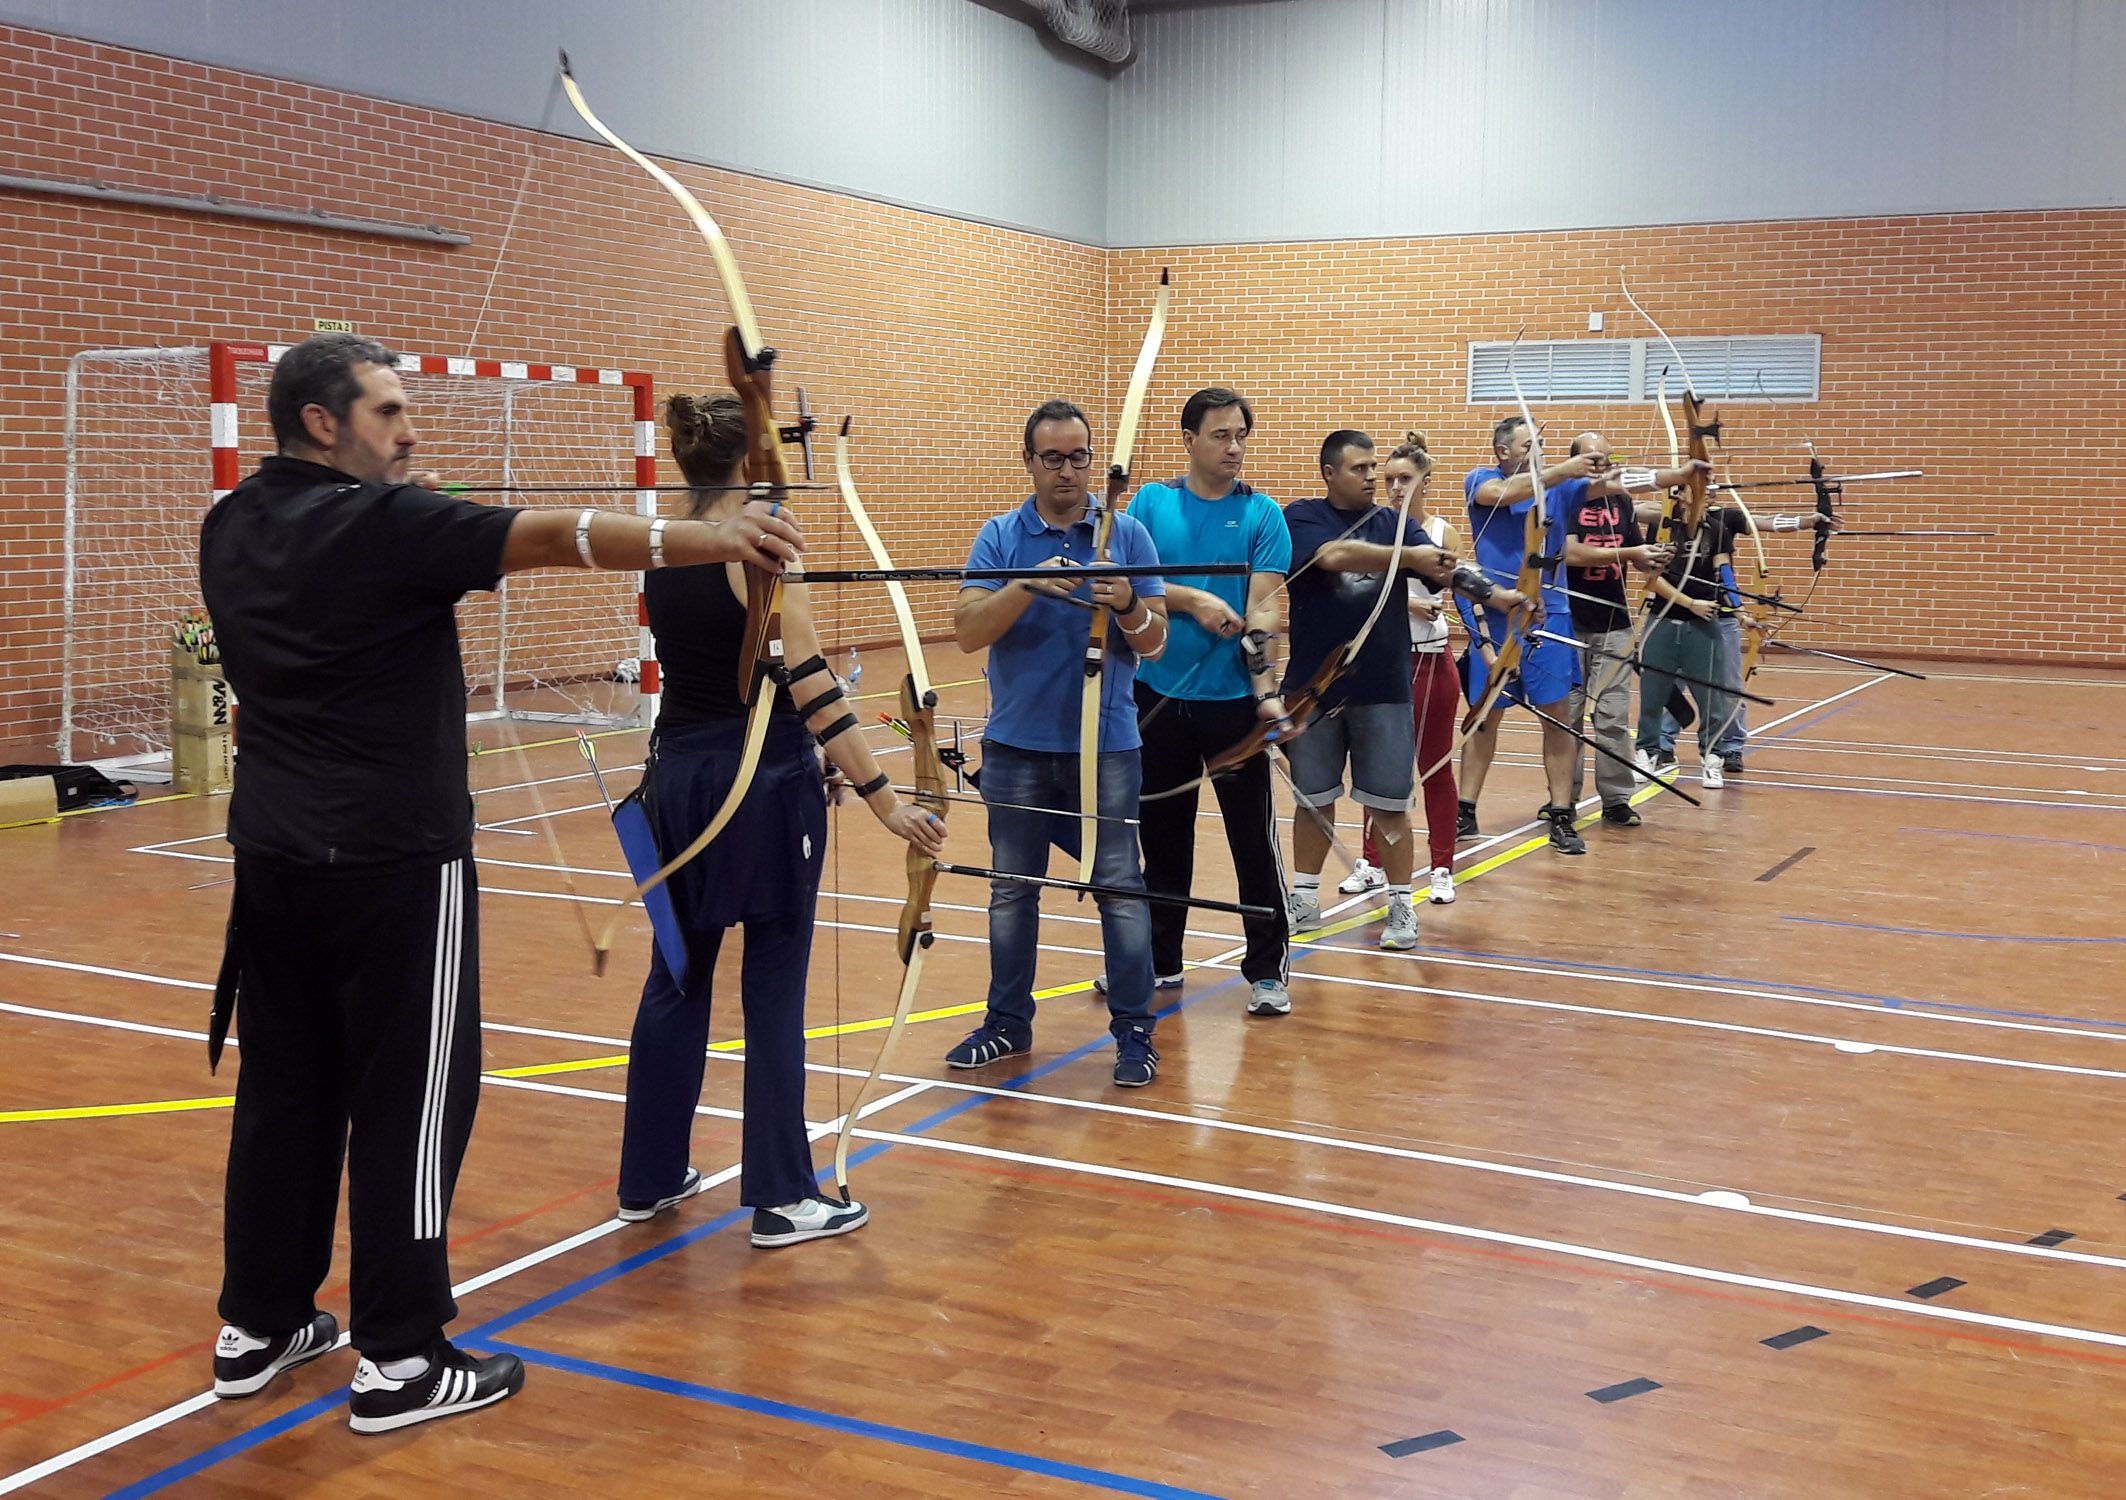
[1282, 497, 1431, 709]
[964, 497, 1167, 754]
[1463, 467, 1575, 645]
[1128, 479, 1291, 702]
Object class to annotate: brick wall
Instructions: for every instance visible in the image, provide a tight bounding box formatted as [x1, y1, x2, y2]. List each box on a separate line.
[2, 26, 2117, 748]
[1113, 222, 2125, 667]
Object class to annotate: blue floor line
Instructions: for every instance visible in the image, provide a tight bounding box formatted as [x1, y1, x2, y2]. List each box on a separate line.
[485, 1341, 1228, 1500]
[109, 972, 1248, 1494]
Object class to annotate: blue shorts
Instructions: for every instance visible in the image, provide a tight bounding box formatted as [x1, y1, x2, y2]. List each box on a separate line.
[1284, 700, 1416, 812]
[1467, 631, 1580, 713]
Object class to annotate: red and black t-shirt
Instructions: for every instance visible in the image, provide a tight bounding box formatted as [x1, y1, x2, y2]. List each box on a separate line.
[1564, 487, 1646, 635]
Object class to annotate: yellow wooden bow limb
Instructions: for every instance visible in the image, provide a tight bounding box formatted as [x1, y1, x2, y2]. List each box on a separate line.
[560, 53, 795, 971]
[827, 421, 942, 1201]
[1077, 269, 1170, 884]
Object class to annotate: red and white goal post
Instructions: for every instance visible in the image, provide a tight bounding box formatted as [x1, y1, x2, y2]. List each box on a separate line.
[62, 339, 662, 778]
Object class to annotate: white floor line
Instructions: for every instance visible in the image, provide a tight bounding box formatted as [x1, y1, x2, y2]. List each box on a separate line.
[852, 1128, 2126, 1354]
[1221, 963, 2126, 1083]
[13, 986, 2111, 1285]
[1732, 781, 2126, 813]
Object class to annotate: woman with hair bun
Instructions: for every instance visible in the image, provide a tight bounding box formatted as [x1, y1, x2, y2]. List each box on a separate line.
[615, 392, 944, 1247]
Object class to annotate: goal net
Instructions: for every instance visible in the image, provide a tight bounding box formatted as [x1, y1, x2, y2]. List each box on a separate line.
[61, 341, 658, 776]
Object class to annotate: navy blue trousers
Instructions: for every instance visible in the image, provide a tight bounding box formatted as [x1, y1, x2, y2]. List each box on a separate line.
[618, 906, 821, 1210]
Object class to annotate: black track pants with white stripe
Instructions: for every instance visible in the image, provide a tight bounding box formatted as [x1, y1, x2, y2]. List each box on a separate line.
[218, 854, 481, 1362]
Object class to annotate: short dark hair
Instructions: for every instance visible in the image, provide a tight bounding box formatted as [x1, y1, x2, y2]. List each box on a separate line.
[268, 332, 400, 450]
[1022, 398, 1093, 457]
[1489, 415, 1526, 451]
[1318, 429, 1374, 472]
[1182, 387, 1253, 437]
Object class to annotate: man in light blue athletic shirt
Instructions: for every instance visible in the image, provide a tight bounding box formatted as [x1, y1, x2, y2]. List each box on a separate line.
[1126, 387, 1296, 1017]
[948, 398, 1170, 1088]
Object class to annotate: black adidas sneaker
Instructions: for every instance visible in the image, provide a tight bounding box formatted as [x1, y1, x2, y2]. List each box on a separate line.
[214, 1312, 341, 1397]
[348, 1342, 525, 1434]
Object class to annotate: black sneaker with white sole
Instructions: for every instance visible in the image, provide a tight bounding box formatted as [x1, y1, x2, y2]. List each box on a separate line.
[618, 1165, 707, 1223]
[348, 1342, 524, 1434]
[1542, 805, 1587, 855]
[214, 1311, 340, 1398]
[751, 1195, 869, 1248]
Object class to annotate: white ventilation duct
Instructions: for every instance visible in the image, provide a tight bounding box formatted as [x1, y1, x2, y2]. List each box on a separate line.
[1022, 0, 1133, 63]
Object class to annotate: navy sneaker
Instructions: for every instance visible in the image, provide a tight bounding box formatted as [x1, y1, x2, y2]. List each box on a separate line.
[945, 1023, 1030, 1069]
[618, 1165, 707, 1223]
[1112, 1023, 1159, 1088]
[214, 1311, 340, 1398]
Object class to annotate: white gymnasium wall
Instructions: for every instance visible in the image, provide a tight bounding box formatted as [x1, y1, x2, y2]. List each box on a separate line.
[0, 0, 1114, 244]
[1108, 0, 2126, 245]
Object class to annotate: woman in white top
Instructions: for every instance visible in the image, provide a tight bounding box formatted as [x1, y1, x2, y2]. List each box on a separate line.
[1344, 434, 1524, 904]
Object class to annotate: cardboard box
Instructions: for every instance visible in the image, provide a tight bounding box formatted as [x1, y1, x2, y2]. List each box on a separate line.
[172, 645, 232, 733]
[0, 774, 59, 823]
[173, 726, 234, 794]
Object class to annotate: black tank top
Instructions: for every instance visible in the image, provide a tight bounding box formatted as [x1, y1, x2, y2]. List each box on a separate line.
[644, 565, 798, 730]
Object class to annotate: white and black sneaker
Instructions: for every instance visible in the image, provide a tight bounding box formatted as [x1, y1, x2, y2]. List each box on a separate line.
[214, 1312, 341, 1398]
[348, 1342, 524, 1435]
[751, 1195, 869, 1248]
[618, 1165, 708, 1223]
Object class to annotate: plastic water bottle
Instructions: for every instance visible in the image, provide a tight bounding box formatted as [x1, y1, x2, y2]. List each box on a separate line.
[844, 647, 863, 696]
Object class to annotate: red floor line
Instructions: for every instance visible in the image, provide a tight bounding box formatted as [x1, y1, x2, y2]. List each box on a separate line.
[0, 1171, 628, 1433]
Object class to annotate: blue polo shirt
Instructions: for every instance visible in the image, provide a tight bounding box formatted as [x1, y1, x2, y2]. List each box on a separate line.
[1129, 479, 1290, 702]
[963, 497, 1166, 753]
[1464, 466, 1574, 627]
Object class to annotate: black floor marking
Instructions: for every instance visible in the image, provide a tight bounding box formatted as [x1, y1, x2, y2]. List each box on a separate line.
[1907, 1276, 1966, 1299]
[1754, 846, 1817, 882]
[1761, 1326, 1829, 1350]
[1380, 1431, 1463, 1458]
[1587, 1378, 1662, 1403]
[2026, 1228, 2075, 1247]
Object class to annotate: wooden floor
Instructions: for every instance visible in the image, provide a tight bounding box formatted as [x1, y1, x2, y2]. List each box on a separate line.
[3, 646, 2125, 1497]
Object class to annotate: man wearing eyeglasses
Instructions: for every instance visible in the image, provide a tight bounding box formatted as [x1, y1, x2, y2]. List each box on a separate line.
[1123, 387, 1295, 1017]
[947, 399, 1171, 1087]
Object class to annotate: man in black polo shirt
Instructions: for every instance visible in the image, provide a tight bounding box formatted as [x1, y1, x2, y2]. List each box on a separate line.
[200, 333, 800, 1432]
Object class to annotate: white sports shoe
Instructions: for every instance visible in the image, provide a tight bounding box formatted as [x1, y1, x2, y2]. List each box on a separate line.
[1380, 892, 1420, 950]
[1701, 757, 1725, 789]
[1338, 858, 1386, 895]
[752, 1195, 869, 1248]
[1633, 748, 1657, 782]
[1287, 887, 1323, 933]
[1426, 867, 1456, 905]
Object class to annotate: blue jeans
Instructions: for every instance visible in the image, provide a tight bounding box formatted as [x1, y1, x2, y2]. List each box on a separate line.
[1659, 616, 1747, 755]
[979, 740, 1154, 1039]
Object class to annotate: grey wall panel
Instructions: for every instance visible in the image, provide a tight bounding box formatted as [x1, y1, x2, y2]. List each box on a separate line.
[1111, 0, 2126, 245]
[0, 0, 1111, 243]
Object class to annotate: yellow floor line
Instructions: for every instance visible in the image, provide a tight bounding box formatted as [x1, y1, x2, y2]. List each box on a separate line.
[1, 1093, 236, 1123]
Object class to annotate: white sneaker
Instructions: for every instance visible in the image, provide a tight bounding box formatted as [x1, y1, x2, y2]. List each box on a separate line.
[1701, 757, 1725, 789]
[1246, 979, 1291, 1016]
[1287, 887, 1322, 933]
[1633, 748, 1656, 783]
[751, 1195, 869, 1248]
[1338, 858, 1386, 895]
[1380, 892, 1419, 950]
[1425, 867, 1456, 905]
